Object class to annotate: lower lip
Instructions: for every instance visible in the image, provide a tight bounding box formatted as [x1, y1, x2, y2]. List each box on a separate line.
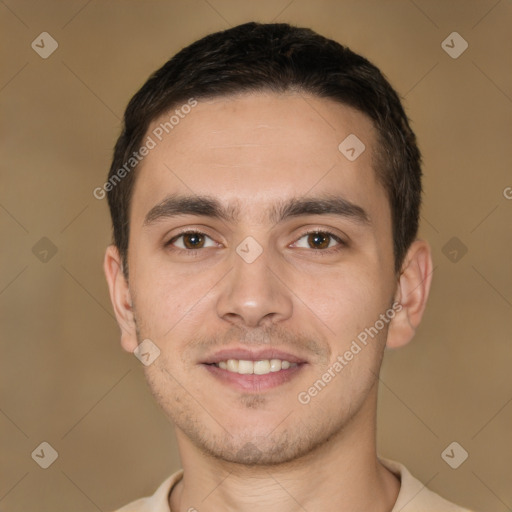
[202, 363, 305, 392]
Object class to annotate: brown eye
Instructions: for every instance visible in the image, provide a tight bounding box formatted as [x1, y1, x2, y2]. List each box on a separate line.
[167, 231, 217, 251]
[307, 232, 331, 249]
[291, 230, 346, 255]
[182, 232, 205, 249]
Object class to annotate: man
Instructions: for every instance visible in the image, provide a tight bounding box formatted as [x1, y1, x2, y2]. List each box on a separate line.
[103, 22, 474, 512]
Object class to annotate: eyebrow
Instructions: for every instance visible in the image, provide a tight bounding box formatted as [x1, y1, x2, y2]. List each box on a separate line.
[143, 193, 371, 228]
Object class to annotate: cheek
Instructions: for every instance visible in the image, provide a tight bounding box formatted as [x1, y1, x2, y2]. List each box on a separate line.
[131, 259, 219, 341]
[305, 264, 390, 337]
[309, 274, 391, 393]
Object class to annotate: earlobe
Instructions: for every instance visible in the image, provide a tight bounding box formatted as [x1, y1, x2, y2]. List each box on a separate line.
[386, 240, 433, 349]
[103, 245, 139, 353]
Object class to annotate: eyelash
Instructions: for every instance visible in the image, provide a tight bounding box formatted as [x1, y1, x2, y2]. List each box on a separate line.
[165, 229, 347, 257]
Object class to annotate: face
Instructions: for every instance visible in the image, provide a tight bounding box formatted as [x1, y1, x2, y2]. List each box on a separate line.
[119, 92, 401, 465]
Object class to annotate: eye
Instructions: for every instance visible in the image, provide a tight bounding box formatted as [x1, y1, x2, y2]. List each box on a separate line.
[166, 230, 218, 251]
[165, 229, 346, 255]
[292, 230, 346, 252]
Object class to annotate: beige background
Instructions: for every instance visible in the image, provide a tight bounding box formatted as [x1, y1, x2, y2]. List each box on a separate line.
[1, 1, 511, 511]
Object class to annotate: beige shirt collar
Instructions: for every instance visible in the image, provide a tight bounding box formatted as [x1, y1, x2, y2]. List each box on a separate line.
[113, 457, 474, 512]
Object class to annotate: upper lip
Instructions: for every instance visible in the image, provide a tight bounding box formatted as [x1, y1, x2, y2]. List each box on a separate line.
[201, 347, 308, 365]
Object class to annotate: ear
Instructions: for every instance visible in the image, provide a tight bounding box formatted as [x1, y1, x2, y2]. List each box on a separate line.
[103, 245, 138, 353]
[386, 239, 433, 349]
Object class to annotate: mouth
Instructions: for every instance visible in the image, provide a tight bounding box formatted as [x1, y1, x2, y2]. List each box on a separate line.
[201, 348, 308, 392]
[210, 358, 298, 374]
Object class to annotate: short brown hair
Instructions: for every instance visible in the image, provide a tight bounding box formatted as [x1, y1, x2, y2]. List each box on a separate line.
[106, 22, 422, 277]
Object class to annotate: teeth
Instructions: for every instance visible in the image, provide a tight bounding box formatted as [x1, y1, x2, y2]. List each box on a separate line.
[253, 360, 270, 375]
[270, 359, 282, 372]
[227, 359, 239, 372]
[238, 360, 253, 374]
[215, 359, 298, 375]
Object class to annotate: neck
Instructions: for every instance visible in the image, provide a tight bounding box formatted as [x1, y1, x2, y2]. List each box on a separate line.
[169, 386, 400, 512]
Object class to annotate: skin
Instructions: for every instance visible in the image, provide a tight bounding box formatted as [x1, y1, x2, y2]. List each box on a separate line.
[104, 91, 433, 512]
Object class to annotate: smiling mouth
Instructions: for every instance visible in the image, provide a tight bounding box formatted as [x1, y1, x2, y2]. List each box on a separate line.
[208, 358, 298, 375]
[203, 358, 306, 392]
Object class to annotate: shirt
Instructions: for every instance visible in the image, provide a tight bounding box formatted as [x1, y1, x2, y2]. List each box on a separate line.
[111, 457, 474, 511]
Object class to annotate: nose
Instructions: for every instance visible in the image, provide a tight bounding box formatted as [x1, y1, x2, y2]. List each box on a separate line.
[216, 244, 293, 328]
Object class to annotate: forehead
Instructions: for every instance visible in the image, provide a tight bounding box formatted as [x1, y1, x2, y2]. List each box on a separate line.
[130, 91, 387, 227]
